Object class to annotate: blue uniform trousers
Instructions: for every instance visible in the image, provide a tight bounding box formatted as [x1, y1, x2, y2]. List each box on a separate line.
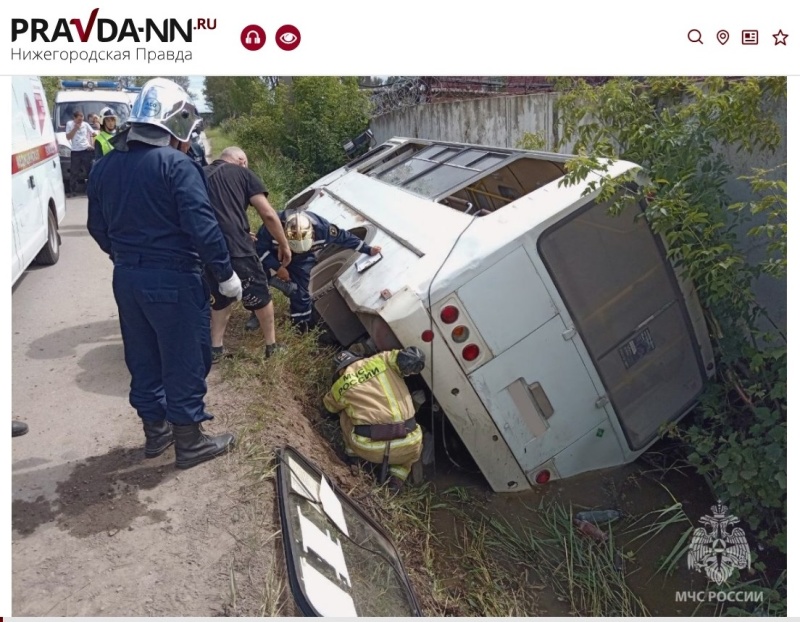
[112, 257, 214, 426]
[285, 254, 315, 328]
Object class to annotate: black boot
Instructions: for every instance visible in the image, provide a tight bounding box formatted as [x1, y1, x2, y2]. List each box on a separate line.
[245, 312, 260, 331]
[265, 342, 287, 359]
[292, 320, 312, 334]
[268, 276, 298, 298]
[142, 419, 174, 458]
[386, 475, 405, 493]
[12, 420, 29, 437]
[173, 423, 235, 469]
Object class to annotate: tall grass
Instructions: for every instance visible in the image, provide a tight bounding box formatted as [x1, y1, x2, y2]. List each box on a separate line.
[485, 501, 649, 617]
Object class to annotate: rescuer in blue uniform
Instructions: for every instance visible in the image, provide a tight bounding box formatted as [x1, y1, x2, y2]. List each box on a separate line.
[248, 210, 382, 332]
[87, 78, 240, 470]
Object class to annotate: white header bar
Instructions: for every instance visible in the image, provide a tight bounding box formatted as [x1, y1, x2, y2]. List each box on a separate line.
[0, 0, 797, 75]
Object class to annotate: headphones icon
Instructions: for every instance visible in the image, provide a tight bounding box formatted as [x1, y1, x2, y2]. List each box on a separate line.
[245, 30, 261, 45]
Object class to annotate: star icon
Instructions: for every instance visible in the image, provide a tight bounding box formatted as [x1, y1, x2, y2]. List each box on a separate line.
[772, 29, 788, 45]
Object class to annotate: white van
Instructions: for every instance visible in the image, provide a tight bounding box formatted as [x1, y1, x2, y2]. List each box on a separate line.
[12, 76, 67, 286]
[291, 137, 715, 492]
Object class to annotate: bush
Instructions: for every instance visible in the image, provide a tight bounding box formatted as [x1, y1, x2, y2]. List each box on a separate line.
[229, 77, 372, 197]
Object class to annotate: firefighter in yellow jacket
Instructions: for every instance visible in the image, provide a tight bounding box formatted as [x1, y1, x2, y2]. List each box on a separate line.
[323, 347, 425, 491]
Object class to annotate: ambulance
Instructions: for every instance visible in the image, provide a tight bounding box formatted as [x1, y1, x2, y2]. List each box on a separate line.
[12, 76, 66, 286]
[292, 137, 715, 492]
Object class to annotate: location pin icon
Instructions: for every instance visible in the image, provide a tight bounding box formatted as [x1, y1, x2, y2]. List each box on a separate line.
[717, 29, 729, 44]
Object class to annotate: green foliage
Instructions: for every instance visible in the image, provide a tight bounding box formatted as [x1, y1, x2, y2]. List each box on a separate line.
[41, 76, 61, 110]
[515, 131, 547, 151]
[246, 154, 303, 223]
[729, 164, 787, 279]
[226, 77, 373, 201]
[553, 78, 787, 562]
[203, 77, 272, 125]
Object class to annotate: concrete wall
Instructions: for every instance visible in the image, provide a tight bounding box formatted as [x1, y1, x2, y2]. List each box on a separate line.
[372, 93, 561, 151]
[370, 91, 788, 331]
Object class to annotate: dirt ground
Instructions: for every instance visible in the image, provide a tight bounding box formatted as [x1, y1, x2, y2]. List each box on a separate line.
[11, 196, 355, 616]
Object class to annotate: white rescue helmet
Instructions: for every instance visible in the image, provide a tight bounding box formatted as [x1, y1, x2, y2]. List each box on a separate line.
[99, 106, 117, 121]
[284, 212, 314, 253]
[128, 77, 200, 143]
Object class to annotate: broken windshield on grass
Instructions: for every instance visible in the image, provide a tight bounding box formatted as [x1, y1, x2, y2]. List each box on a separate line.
[275, 446, 422, 617]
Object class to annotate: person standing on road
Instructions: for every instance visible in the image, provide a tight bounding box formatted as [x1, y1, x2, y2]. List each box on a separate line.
[93, 107, 118, 161]
[249, 210, 381, 333]
[65, 109, 95, 196]
[202, 146, 292, 361]
[87, 77, 239, 470]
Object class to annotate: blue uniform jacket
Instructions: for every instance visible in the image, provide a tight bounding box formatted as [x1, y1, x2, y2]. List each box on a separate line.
[254, 210, 373, 273]
[87, 132, 233, 283]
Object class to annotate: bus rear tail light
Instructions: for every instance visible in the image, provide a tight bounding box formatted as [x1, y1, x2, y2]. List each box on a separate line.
[421, 330, 434, 342]
[451, 326, 469, 343]
[535, 469, 551, 484]
[440, 305, 459, 324]
[462, 344, 480, 361]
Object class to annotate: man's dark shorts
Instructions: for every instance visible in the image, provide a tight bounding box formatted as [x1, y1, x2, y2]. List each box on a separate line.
[206, 255, 272, 311]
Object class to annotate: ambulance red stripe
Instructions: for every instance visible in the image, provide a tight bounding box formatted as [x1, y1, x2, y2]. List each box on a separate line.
[12, 142, 59, 175]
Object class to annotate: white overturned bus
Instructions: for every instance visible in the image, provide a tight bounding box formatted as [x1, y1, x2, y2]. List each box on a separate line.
[294, 137, 714, 492]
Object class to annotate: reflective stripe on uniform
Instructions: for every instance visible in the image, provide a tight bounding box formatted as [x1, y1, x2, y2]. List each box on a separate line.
[356, 240, 364, 252]
[290, 309, 312, 318]
[389, 465, 410, 481]
[96, 133, 113, 155]
[259, 250, 271, 262]
[331, 356, 387, 402]
[377, 373, 402, 422]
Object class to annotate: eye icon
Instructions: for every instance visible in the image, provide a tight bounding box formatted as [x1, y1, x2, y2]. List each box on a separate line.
[275, 25, 301, 50]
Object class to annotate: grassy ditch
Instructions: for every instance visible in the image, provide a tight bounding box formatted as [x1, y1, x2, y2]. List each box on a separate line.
[486, 501, 648, 616]
[211, 297, 539, 616]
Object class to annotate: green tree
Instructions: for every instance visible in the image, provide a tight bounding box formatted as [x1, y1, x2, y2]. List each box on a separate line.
[553, 77, 787, 559]
[229, 76, 373, 193]
[41, 76, 61, 110]
[202, 76, 271, 124]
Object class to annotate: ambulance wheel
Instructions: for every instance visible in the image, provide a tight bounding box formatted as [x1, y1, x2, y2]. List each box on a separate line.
[35, 209, 60, 266]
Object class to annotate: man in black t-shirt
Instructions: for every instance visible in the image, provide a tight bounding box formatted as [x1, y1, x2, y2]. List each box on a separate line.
[203, 146, 293, 361]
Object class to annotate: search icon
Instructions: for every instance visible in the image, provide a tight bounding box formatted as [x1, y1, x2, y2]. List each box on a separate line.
[688, 29, 703, 43]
